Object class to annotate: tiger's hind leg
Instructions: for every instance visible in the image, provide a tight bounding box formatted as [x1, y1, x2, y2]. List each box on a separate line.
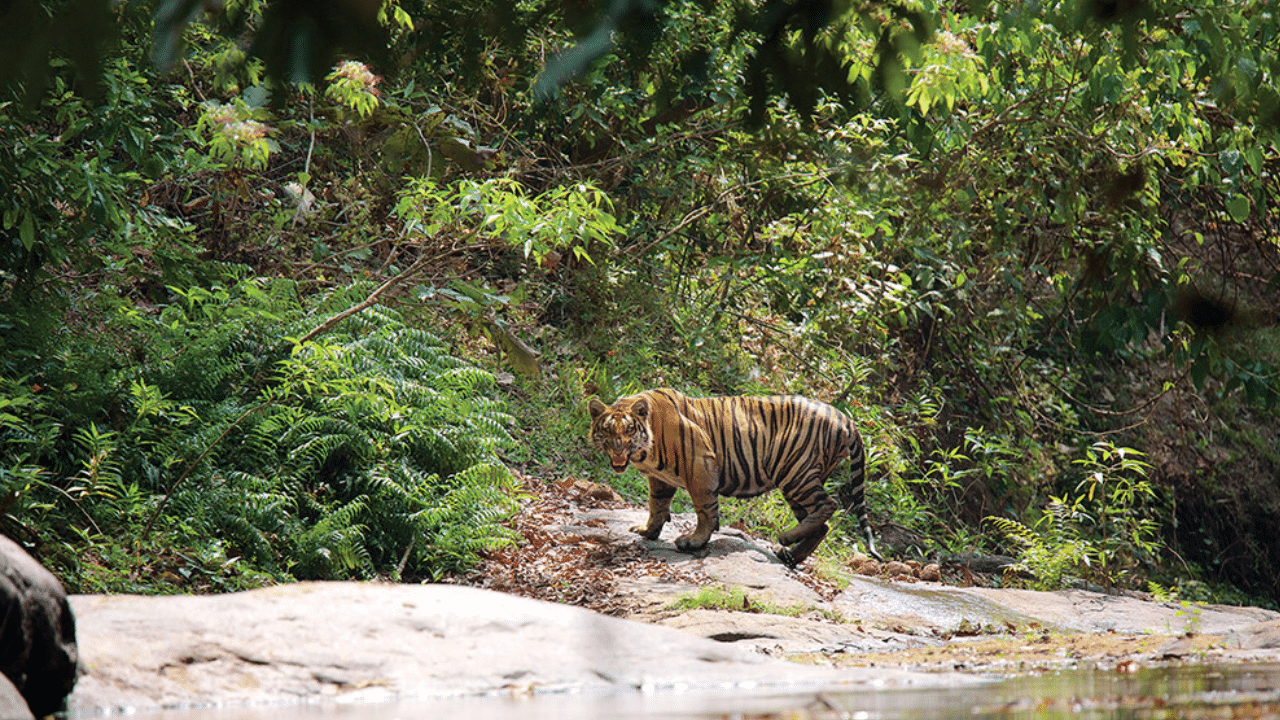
[774, 478, 837, 568]
[776, 521, 829, 568]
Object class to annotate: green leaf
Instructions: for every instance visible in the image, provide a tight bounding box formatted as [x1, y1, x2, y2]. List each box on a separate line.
[18, 212, 34, 251]
[1225, 194, 1250, 223]
[1220, 150, 1243, 176]
[1190, 353, 1209, 390]
[489, 321, 541, 378]
[242, 85, 270, 109]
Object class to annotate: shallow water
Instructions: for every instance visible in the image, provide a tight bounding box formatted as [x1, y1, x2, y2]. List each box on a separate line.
[93, 662, 1280, 720]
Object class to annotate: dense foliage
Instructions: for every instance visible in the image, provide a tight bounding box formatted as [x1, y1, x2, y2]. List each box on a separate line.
[1, 278, 517, 591]
[1, 0, 1277, 603]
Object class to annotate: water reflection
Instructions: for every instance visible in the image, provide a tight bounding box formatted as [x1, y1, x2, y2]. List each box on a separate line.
[85, 663, 1280, 720]
[957, 663, 1280, 719]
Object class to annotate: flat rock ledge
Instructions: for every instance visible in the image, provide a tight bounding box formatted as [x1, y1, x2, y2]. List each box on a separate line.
[64, 500, 1280, 718]
[67, 582, 969, 717]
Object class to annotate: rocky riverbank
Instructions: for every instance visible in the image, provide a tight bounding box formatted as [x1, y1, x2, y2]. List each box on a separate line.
[65, 477, 1280, 717]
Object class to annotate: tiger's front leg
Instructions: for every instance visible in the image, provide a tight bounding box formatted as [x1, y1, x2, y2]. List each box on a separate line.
[674, 455, 721, 552]
[675, 492, 720, 552]
[631, 477, 677, 540]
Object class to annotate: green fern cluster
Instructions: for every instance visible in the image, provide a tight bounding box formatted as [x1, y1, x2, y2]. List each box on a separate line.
[985, 507, 1089, 592]
[985, 442, 1163, 593]
[0, 279, 519, 591]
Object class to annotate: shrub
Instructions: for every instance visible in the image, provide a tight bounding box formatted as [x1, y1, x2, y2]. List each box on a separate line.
[0, 279, 518, 591]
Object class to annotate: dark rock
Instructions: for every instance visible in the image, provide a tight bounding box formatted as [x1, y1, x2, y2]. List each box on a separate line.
[1, 536, 79, 717]
[876, 522, 929, 555]
[941, 552, 1017, 574]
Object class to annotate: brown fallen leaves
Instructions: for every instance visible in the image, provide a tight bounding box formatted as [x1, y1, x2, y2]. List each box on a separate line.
[456, 474, 713, 616]
[456, 473, 871, 614]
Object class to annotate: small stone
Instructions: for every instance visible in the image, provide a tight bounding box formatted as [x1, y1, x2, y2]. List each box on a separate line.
[282, 182, 316, 220]
[919, 564, 942, 582]
[573, 479, 620, 503]
[555, 477, 621, 503]
[884, 561, 913, 577]
[857, 559, 881, 576]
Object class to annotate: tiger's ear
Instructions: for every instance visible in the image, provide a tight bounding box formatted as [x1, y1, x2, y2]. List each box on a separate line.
[632, 397, 650, 419]
[588, 398, 608, 419]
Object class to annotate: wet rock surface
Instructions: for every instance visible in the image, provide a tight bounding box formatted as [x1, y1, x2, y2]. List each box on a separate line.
[66, 477, 1280, 716]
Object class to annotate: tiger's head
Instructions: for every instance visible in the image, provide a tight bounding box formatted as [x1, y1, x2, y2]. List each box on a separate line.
[588, 396, 652, 473]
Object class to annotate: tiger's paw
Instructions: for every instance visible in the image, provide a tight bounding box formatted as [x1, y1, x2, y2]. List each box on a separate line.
[674, 534, 710, 553]
[630, 524, 662, 540]
[774, 545, 798, 568]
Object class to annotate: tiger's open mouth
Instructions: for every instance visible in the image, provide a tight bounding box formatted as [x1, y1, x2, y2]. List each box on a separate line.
[608, 450, 646, 472]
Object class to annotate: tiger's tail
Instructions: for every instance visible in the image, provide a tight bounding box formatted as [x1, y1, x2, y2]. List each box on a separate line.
[839, 431, 881, 560]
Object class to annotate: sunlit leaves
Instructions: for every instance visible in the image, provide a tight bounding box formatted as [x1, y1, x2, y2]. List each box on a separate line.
[325, 60, 382, 120]
[1, 55, 210, 305]
[903, 30, 989, 115]
[396, 177, 622, 266]
[1, 275, 520, 588]
[197, 100, 278, 170]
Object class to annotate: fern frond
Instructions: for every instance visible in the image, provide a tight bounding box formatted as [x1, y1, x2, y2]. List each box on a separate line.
[291, 498, 373, 579]
[52, 276, 525, 585]
[985, 515, 1037, 546]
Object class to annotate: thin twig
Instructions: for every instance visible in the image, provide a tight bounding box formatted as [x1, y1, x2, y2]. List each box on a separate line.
[396, 536, 415, 579]
[304, 98, 317, 176]
[295, 255, 428, 345]
[134, 402, 266, 571]
[294, 232, 488, 344]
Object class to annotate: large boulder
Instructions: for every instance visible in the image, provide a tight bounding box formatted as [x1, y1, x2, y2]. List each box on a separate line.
[1, 536, 79, 717]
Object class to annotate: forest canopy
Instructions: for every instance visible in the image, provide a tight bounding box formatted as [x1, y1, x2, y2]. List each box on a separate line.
[1, 0, 1277, 604]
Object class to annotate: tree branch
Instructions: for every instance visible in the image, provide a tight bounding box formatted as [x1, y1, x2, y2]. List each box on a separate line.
[295, 255, 428, 345]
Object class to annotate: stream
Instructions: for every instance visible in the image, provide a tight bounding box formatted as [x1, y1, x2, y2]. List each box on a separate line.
[80, 662, 1280, 720]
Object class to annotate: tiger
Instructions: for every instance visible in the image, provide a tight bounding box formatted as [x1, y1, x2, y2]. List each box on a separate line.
[588, 388, 879, 567]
